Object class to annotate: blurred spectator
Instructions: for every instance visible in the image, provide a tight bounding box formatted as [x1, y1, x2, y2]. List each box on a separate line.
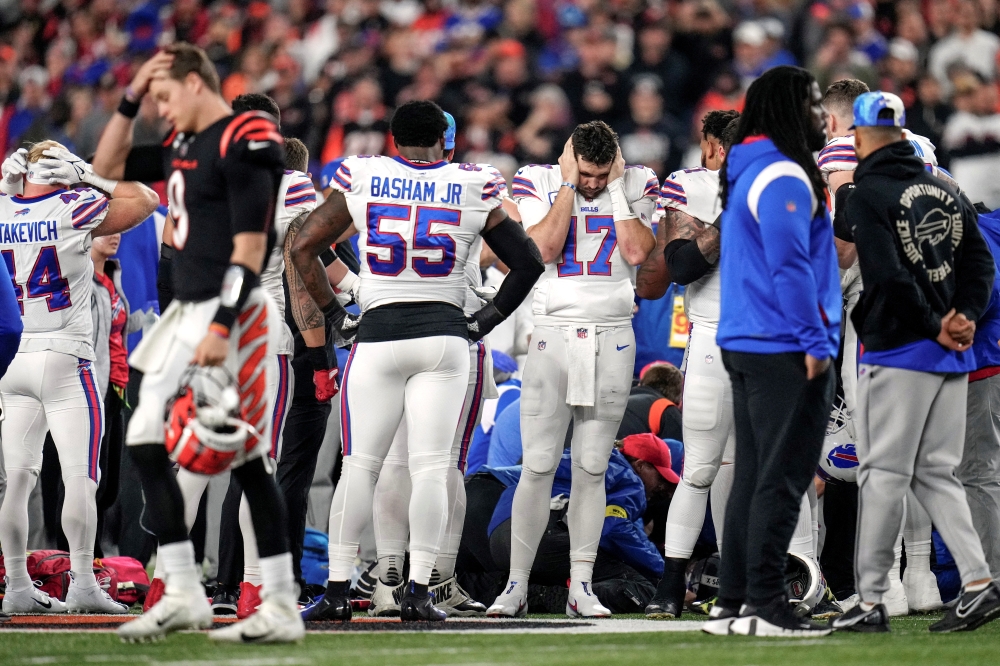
[514, 83, 572, 165]
[906, 74, 953, 166]
[690, 68, 744, 141]
[8, 65, 49, 151]
[847, 2, 887, 64]
[942, 71, 1000, 208]
[732, 21, 769, 89]
[320, 76, 391, 164]
[809, 20, 877, 91]
[881, 38, 920, 107]
[562, 26, 627, 125]
[268, 52, 311, 141]
[221, 44, 275, 102]
[925, 0, 955, 41]
[895, 1, 931, 63]
[758, 17, 797, 70]
[627, 20, 694, 118]
[928, 0, 1000, 94]
[75, 73, 120, 160]
[490, 39, 537, 128]
[616, 76, 687, 178]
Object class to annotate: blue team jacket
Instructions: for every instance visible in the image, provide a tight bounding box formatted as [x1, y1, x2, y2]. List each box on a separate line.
[716, 137, 841, 360]
[972, 210, 1000, 371]
[483, 449, 665, 579]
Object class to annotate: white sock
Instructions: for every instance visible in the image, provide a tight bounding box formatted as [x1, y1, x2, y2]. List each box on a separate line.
[711, 462, 735, 552]
[62, 475, 99, 588]
[663, 479, 710, 560]
[244, 564, 262, 586]
[260, 553, 295, 599]
[966, 581, 990, 593]
[4, 556, 31, 592]
[159, 541, 200, 589]
[409, 550, 436, 586]
[377, 554, 405, 585]
[788, 493, 815, 560]
[239, 493, 262, 585]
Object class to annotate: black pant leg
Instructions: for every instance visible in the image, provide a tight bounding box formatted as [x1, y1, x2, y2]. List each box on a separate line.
[232, 456, 290, 559]
[116, 370, 157, 564]
[275, 399, 330, 586]
[216, 474, 245, 587]
[95, 390, 124, 558]
[821, 481, 858, 600]
[459, 474, 506, 573]
[725, 351, 834, 606]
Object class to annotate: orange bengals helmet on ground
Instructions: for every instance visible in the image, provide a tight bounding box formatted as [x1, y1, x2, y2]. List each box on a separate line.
[164, 365, 258, 475]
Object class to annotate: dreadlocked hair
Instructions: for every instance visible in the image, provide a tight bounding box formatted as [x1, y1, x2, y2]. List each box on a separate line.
[720, 66, 826, 217]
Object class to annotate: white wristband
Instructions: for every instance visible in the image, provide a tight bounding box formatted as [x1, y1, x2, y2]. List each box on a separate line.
[607, 177, 633, 222]
[337, 271, 360, 297]
[83, 170, 119, 196]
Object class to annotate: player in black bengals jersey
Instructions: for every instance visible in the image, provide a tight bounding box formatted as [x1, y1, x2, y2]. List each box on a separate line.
[118, 43, 304, 644]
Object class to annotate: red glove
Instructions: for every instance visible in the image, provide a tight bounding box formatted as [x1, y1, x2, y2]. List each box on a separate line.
[313, 367, 339, 402]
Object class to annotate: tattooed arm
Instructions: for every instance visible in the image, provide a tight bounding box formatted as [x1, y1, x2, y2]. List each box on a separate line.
[635, 209, 720, 298]
[635, 213, 670, 300]
[290, 189, 355, 311]
[283, 210, 325, 348]
[669, 209, 720, 262]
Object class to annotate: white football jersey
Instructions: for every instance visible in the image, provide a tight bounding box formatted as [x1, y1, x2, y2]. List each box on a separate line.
[660, 168, 722, 330]
[513, 164, 658, 326]
[818, 129, 938, 181]
[329, 155, 505, 311]
[0, 187, 109, 360]
[262, 170, 317, 354]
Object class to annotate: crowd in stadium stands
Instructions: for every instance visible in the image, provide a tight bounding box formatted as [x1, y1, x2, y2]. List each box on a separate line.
[4, 0, 1000, 623]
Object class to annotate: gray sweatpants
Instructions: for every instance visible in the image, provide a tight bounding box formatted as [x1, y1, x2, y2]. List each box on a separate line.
[959, 373, 1000, 578]
[856, 364, 991, 602]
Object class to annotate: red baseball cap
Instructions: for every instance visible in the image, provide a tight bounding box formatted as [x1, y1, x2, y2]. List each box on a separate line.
[621, 433, 680, 484]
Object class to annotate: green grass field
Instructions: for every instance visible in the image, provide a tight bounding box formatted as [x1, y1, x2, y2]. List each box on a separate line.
[3, 616, 1000, 666]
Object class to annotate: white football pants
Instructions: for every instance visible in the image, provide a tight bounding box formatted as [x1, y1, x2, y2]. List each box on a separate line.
[328, 335, 470, 585]
[0, 351, 105, 588]
[508, 324, 634, 585]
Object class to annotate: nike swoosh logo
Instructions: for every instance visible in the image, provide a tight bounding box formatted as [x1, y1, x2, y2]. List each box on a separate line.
[80, 194, 96, 203]
[957, 594, 984, 618]
[240, 630, 274, 642]
[33, 597, 52, 609]
[248, 141, 270, 150]
[616, 344, 630, 351]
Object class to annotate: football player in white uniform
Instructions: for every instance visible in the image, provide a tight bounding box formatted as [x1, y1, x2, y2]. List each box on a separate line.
[291, 100, 543, 622]
[0, 140, 158, 614]
[817, 79, 944, 616]
[367, 112, 495, 617]
[487, 122, 657, 618]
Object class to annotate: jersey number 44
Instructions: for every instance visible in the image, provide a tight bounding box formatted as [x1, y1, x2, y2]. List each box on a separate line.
[2, 246, 71, 314]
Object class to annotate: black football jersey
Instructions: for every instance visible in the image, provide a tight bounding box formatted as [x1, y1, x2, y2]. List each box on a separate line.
[163, 111, 284, 302]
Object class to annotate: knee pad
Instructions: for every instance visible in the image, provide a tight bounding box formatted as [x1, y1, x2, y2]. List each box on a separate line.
[521, 446, 561, 476]
[343, 453, 383, 480]
[60, 463, 94, 481]
[574, 449, 610, 478]
[683, 375, 724, 431]
[684, 460, 719, 488]
[679, 476, 712, 495]
[409, 450, 451, 480]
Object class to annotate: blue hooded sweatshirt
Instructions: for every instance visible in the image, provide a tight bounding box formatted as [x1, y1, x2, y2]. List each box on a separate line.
[972, 209, 1000, 373]
[717, 137, 841, 359]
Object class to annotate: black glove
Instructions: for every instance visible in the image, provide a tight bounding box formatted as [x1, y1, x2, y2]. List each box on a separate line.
[321, 299, 360, 343]
[466, 303, 506, 343]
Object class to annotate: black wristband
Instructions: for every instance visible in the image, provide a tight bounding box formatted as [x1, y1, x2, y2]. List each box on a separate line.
[321, 298, 347, 327]
[319, 247, 337, 267]
[160, 242, 176, 260]
[306, 345, 330, 372]
[118, 95, 140, 119]
[211, 264, 260, 332]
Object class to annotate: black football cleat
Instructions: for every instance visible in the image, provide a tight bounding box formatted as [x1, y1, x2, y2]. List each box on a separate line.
[930, 582, 1000, 633]
[400, 582, 447, 622]
[645, 557, 688, 619]
[830, 602, 890, 632]
[302, 593, 352, 622]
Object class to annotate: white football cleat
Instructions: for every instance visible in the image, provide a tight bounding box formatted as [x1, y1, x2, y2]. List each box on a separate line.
[486, 580, 528, 618]
[117, 583, 212, 643]
[566, 580, 610, 618]
[884, 568, 909, 617]
[66, 576, 128, 614]
[210, 592, 304, 643]
[367, 578, 404, 617]
[2, 579, 67, 614]
[838, 593, 860, 613]
[701, 604, 740, 635]
[431, 577, 487, 617]
[903, 568, 944, 613]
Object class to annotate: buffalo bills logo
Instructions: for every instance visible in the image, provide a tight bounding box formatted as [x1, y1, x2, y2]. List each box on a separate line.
[59, 192, 80, 204]
[827, 443, 859, 469]
[13, 208, 29, 217]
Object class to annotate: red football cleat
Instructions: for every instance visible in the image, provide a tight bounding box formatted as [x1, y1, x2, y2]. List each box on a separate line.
[143, 577, 165, 613]
[236, 582, 262, 619]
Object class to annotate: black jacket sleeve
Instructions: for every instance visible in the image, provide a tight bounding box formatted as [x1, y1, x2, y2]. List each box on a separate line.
[833, 183, 856, 242]
[847, 189, 942, 339]
[952, 200, 996, 322]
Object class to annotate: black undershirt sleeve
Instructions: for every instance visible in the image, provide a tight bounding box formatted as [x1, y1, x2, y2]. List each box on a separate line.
[833, 183, 856, 242]
[480, 216, 544, 316]
[664, 238, 712, 285]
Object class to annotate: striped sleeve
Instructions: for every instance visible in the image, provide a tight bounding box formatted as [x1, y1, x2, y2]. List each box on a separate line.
[659, 177, 687, 207]
[511, 168, 540, 201]
[329, 161, 352, 193]
[816, 136, 858, 176]
[71, 190, 110, 230]
[643, 173, 660, 199]
[284, 174, 317, 208]
[481, 167, 507, 206]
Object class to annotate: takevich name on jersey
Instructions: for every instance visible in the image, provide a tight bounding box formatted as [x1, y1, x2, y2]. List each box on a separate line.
[0, 219, 59, 243]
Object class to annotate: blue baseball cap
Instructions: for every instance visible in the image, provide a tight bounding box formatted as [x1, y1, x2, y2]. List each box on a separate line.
[443, 111, 456, 150]
[851, 91, 906, 129]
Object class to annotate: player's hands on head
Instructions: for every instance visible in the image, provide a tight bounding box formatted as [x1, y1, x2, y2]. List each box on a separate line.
[130, 50, 175, 99]
[0, 148, 27, 195]
[608, 145, 625, 183]
[558, 137, 579, 187]
[195, 331, 229, 367]
[36, 147, 90, 185]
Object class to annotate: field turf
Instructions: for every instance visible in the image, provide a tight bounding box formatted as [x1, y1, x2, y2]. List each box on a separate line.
[2, 615, 999, 666]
